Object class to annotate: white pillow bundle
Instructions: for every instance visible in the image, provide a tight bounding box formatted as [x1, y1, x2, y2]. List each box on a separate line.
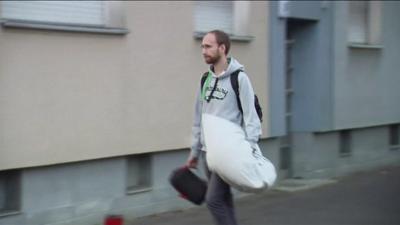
[202, 114, 277, 193]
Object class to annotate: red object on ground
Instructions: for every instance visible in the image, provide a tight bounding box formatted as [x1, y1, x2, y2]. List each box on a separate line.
[104, 215, 124, 225]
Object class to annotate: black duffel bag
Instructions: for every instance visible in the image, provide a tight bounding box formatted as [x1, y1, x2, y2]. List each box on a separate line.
[169, 166, 207, 205]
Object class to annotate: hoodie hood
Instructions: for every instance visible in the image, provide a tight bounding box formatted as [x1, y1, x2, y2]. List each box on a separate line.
[209, 57, 244, 79]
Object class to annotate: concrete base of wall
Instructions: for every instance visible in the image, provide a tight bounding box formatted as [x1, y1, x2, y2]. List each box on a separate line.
[291, 125, 400, 179]
[1, 127, 399, 225]
[0, 138, 280, 225]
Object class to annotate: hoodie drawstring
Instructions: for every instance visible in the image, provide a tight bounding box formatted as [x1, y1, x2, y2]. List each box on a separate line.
[206, 77, 219, 103]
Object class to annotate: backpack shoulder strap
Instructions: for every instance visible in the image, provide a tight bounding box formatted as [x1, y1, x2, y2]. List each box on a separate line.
[200, 71, 208, 89]
[200, 71, 209, 101]
[230, 70, 243, 114]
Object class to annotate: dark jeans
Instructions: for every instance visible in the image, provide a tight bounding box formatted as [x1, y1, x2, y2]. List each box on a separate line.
[202, 152, 238, 225]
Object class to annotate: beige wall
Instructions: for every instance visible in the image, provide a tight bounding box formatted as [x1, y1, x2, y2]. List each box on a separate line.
[0, 1, 269, 170]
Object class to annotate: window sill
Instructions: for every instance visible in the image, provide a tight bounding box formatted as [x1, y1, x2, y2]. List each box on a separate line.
[339, 152, 352, 158]
[126, 186, 152, 195]
[348, 43, 383, 49]
[0, 210, 21, 218]
[390, 145, 400, 151]
[194, 32, 254, 42]
[1, 19, 129, 35]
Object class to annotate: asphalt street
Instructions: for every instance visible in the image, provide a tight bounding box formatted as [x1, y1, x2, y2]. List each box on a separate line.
[129, 164, 400, 225]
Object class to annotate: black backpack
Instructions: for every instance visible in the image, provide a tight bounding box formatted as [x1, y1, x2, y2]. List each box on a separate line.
[201, 70, 263, 122]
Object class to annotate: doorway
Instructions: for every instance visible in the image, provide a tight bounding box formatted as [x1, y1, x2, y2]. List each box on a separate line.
[279, 19, 317, 178]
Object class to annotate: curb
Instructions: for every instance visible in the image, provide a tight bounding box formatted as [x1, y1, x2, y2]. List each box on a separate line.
[273, 178, 337, 192]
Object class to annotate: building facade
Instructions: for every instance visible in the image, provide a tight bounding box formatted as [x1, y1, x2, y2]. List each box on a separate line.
[0, 1, 399, 225]
[268, 1, 400, 179]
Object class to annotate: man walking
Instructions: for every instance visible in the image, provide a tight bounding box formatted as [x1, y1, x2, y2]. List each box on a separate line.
[186, 30, 262, 225]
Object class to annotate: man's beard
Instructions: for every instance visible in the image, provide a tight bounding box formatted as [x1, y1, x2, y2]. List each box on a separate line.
[204, 53, 221, 65]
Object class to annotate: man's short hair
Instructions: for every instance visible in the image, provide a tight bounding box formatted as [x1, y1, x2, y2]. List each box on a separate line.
[207, 30, 231, 55]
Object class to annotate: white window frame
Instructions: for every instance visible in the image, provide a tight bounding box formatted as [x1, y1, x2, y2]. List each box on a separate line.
[194, 1, 253, 42]
[348, 1, 382, 48]
[0, 1, 128, 34]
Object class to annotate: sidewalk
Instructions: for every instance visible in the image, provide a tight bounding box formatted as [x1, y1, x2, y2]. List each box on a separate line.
[128, 165, 400, 225]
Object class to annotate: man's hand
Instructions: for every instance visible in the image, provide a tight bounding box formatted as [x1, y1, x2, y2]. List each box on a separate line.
[186, 156, 198, 168]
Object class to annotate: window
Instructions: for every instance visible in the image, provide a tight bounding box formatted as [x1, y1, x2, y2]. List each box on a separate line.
[348, 1, 382, 45]
[279, 146, 290, 170]
[194, 1, 252, 41]
[195, 1, 233, 34]
[389, 124, 400, 150]
[339, 130, 352, 157]
[0, 1, 128, 34]
[0, 170, 21, 216]
[126, 154, 152, 194]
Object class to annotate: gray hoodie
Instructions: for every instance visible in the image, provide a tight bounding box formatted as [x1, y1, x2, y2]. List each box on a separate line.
[190, 57, 262, 158]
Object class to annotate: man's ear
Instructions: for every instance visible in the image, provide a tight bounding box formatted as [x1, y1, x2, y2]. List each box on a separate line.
[219, 44, 226, 54]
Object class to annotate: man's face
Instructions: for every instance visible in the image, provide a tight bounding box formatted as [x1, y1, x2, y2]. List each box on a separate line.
[201, 33, 224, 65]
